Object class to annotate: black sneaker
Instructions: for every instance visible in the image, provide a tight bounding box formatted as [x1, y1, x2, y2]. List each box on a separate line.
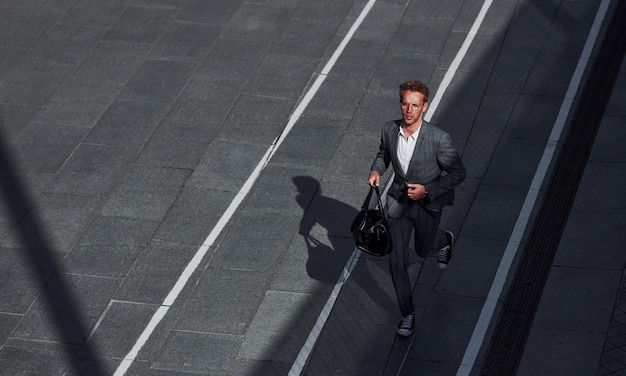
[397, 312, 415, 337]
[438, 231, 454, 269]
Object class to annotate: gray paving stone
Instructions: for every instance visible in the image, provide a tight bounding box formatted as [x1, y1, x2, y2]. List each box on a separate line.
[219, 94, 298, 144]
[0, 345, 69, 376]
[532, 266, 621, 333]
[99, 166, 191, 221]
[554, 211, 626, 269]
[504, 93, 563, 141]
[436, 236, 509, 299]
[270, 234, 351, 292]
[103, 6, 176, 44]
[152, 186, 234, 245]
[503, 9, 554, 50]
[176, 0, 242, 26]
[389, 16, 455, 56]
[27, 24, 106, 65]
[74, 215, 159, 248]
[0, 312, 20, 346]
[86, 301, 160, 359]
[175, 268, 272, 335]
[14, 193, 100, 251]
[461, 183, 528, 241]
[113, 241, 199, 304]
[63, 244, 143, 279]
[243, 163, 326, 217]
[0, 46, 28, 82]
[331, 41, 388, 80]
[357, 2, 407, 45]
[238, 290, 327, 362]
[33, 80, 123, 127]
[324, 167, 376, 200]
[593, 116, 626, 161]
[271, 117, 350, 167]
[58, 0, 129, 28]
[221, 3, 294, 42]
[0, 247, 55, 313]
[0, 171, 55, 231]
[490, 48, 539, 89]
[245, 54, 320, 99]
[574, 161, 626, 213]
[195, 39, 270, 81]
[191, 139, 269, 190]
[272, 17, 343, 59]
[134, 119, 221, 169]
[370, 53, 440, 90]
[12, 273, 120, 343]
[518, 328, 606, 376]
[165, 97, 234, 125]
[304, 75, 369, 120]
[175, 74, 243, 101]
[83, 100, 169, 147]
[525, 54, 580, 97]
[152, 330, 242, 374]
[8, 124, 87, 174]
[69, 40, 153, 84]
[0, 5, 67, 48]
[0, 103, 39, 145]
[148, 22, 222, 63]
[408, 294, 485, 366]
[460, 91, 519, 178]
[0, 61, 75, 106]
[483, 138, 546, 188]
[44, 143, 135, 197]
[117, 60, 196, 103]
[210, 211, 298, 273]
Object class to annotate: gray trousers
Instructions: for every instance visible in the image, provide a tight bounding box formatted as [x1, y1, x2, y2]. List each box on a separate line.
[388, 203, 446, 317]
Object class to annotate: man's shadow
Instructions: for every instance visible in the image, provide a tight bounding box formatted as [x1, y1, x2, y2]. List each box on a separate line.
[292, 176, 395, 313]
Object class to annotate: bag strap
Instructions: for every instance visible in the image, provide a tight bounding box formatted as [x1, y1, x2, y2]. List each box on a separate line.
[362, 185, 385, 215]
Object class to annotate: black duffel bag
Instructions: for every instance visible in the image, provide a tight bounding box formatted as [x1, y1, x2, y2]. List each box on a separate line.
[350, 185, 392, 256]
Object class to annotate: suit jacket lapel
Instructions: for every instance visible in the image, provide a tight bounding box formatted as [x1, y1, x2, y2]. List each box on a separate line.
[389, 120, 405, 180]
[408, 121, 429, 172]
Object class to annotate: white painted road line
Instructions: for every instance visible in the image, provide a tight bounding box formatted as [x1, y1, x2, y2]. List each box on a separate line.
[455, 0, 612, 374]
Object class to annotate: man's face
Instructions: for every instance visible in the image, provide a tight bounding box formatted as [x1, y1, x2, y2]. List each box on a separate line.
[400, 90, 428, 126]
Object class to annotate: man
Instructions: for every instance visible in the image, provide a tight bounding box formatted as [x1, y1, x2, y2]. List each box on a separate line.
[367, 80, 466, 337]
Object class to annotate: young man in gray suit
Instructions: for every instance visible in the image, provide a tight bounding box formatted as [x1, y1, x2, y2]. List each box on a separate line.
[367, 80, 466, 337]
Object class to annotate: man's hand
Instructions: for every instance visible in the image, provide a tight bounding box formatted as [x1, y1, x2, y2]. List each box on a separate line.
[367, 171, 380, 186]
[407, 183, 427, 200]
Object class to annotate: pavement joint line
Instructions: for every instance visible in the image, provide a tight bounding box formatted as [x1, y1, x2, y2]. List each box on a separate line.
[113, 1, 378, 375]
[455, 0, 613, 374]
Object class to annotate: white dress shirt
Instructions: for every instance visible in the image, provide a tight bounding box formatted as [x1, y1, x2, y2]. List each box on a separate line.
[397, 124, 421, 175]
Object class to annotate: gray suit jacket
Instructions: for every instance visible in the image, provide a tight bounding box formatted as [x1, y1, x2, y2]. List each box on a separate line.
[371, 119, 466, 218]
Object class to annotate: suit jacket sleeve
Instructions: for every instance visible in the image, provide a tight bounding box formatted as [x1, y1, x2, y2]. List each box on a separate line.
[422, 131, 466, 202]
[370, 120, 396, 176]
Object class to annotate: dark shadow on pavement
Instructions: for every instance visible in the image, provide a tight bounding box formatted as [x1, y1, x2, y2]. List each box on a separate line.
[293, 175, 395, 308]
[0, 116, 106, 376]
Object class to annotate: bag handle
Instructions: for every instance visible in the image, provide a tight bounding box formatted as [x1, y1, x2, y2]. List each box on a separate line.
[362, 185, 385, 215]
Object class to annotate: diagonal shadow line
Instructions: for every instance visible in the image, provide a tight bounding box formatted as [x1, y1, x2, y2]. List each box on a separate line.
[0, 116, 105, 376]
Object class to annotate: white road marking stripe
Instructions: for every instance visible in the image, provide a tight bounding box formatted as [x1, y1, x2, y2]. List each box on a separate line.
[455, 0, 612, 374]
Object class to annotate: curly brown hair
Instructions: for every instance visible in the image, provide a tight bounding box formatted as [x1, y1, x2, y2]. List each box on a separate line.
[399, 80, 429, 103]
